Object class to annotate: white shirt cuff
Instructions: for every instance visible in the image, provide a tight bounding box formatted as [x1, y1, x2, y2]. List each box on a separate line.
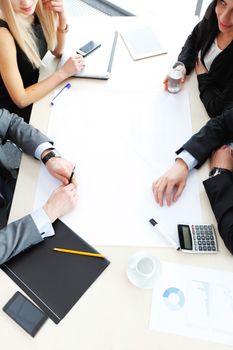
[31, 208, 55, 239]
[176, 150, 198, 170]
[34, 142, 54, 160]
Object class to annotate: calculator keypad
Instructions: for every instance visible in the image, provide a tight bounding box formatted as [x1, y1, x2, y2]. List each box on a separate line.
[191, 225, 218, 253]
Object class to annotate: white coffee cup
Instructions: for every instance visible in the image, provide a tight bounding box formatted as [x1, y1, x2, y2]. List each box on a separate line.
[127, 252, 161, 288]
[130, 254, 158, 279]
[137, 256, 155, 278]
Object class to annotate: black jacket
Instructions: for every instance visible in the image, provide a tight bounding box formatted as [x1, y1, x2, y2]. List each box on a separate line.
[178, 0, 233, 118]
[177, 107, 233, 167]
[176, 107, 233, 254]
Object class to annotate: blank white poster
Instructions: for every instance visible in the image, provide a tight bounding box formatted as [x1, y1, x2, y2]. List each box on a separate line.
[34, 88, 203, 246]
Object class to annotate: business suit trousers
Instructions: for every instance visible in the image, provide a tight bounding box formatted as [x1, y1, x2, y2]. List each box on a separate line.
[0, 165, 16, 229]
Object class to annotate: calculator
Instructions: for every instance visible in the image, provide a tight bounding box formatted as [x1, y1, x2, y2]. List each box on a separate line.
[177, 224, 218, 253]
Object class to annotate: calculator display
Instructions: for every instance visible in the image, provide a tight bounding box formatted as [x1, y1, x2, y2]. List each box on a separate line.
[178, 225, 192, 250]
[181, 226, 192, 250]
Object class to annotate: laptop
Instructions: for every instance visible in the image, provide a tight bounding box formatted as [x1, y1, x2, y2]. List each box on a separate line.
[58, 31, 118, 80]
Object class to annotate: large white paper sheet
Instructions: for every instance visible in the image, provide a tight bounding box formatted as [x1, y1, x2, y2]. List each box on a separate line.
[150, 262, 233, 346]
[34, 89, 203, 246]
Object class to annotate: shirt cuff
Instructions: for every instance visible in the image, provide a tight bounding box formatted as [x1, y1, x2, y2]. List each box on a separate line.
[31, 208, 55, 239]
[176, 150, 198, 170]
[34, 142, 54, 160]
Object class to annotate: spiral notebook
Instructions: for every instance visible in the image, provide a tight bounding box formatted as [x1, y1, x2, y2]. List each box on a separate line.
[1, 220, 110, 324]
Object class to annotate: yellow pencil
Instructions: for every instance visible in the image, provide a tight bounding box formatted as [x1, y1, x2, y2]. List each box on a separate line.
[53, 248, 105, 259]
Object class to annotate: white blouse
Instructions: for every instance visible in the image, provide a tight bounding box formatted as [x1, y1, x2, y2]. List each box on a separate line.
[203, 38, 222, 71]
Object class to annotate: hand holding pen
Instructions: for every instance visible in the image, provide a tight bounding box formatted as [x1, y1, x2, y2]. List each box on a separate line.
[45, 157, 76, 185]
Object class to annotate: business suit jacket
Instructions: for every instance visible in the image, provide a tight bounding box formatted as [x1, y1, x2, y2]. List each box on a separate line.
[177, 108, 233, 167]
[177, 107, 233, 254]
[0, 109, 52, 264]
[203, 173, 233, 255]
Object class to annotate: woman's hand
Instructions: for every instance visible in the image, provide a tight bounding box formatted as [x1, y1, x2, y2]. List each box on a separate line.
[58, 54, 85, 78]
[163, 65, 186, 91]
[42, 0, 65, 14]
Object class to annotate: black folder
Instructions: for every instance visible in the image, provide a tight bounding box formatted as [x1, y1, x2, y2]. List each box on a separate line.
[1, 220, 110, 324]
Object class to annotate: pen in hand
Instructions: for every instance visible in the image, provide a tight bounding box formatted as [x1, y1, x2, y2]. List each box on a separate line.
[69, 166, 76, 184]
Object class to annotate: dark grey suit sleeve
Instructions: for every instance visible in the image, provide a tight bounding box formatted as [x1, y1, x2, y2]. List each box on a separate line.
[0, 109, 51, 264]
[176, 108, 233, 168]
[0, 108, 53, 156]
[0, 215, 43, 265]
[203, 173, 233, 255]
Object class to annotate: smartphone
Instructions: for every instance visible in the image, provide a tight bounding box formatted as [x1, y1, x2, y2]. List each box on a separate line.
[2, 291, 48, 337]
[177, 224, 218, 253]
[76, 40, 101, 57]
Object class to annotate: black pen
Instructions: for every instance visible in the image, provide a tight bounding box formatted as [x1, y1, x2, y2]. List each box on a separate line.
[69, 166, 76, 184]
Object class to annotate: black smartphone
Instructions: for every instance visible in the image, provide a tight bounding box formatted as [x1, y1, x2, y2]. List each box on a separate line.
[76, 40, 101, 57]
[2, 291, 48, 337]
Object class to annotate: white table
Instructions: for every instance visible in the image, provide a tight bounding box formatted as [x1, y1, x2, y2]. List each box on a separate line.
[1, 16, 233, 350]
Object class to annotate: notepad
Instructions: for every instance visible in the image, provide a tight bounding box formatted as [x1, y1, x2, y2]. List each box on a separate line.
[1, 220, 110, 324]
[121, 27, 167, 60]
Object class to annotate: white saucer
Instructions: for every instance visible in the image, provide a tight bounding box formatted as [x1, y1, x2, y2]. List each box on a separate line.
[126, 251, 161, 289]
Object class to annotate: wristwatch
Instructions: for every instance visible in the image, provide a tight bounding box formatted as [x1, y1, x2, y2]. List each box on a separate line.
[209, 167, 232, 178]
[42, 150, 61, 165]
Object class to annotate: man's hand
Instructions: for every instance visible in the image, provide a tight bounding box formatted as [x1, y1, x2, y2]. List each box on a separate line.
[46, 157, 76, 185]
[43, 183, 77, 223]
[210, 145, 233, 171]
[152, 159, 189, 206]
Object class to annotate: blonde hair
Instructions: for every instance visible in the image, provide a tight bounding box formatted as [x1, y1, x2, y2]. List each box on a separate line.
[0, 0, 57, 68]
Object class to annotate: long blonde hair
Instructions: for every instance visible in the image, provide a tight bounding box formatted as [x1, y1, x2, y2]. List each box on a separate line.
[0, 0, 57, 68]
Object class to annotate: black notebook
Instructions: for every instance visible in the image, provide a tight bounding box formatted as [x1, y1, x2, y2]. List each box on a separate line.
[1, 220, 110, 324]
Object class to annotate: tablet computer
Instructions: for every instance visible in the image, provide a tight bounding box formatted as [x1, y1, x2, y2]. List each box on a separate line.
[121, 27, 167, 60]
[3, 291, 48, 337]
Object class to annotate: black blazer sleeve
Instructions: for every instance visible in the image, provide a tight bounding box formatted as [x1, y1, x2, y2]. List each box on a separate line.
[176, 108, 233, 167]
[203, 173, 233, 255]
[177, 1, 216, 75]
[177, 22, 202, 75]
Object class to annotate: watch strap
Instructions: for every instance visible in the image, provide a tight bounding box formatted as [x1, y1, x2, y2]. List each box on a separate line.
[209, 167, 232, 178]
[42, 150, 61, 165]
